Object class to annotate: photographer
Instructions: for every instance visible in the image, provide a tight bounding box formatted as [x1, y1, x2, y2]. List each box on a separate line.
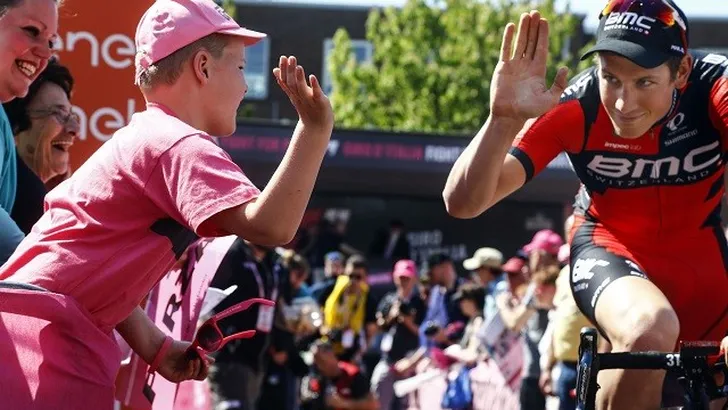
[371, 260, 426, 410]
[300, 340, 379, 410]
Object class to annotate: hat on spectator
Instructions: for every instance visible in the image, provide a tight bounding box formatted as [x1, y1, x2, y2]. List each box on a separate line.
[134, 0, 266, 85]
[463, 247, 503, 271]
[502, 257, 525, 275]
[392, 259, 417, 279]
[523, 229, 564, 256]
[324, 251, 344, 263]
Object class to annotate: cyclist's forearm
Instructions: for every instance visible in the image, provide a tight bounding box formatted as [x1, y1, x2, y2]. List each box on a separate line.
[444, 116, 526, 218]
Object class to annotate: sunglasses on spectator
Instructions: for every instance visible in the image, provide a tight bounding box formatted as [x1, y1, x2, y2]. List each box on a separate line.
[186, 297, 275, 358]
[28, 108, 80, 127]
[348, 273, 364, 281]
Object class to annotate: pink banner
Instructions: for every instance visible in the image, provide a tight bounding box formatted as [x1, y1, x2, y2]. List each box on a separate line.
[115, 235, 238, 410]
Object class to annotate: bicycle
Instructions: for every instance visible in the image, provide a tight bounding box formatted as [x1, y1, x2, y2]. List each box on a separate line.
[575, 327, 728, 410]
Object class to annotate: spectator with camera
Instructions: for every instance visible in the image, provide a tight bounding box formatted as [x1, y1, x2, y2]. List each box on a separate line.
[418, 253, 467, 348]
[370, 259, 426, 410]
[300, 340, 379, 410]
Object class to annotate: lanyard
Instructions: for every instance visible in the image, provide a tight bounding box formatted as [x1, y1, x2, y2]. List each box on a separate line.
[244, 261, 279, 302]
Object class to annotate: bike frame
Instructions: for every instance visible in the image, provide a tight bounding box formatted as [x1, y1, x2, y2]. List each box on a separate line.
[575, 327, 725, 410]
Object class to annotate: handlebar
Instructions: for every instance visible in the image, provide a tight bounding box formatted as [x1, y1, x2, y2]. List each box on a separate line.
[598, 351, 682, 370]
[575, 328, 726, 410]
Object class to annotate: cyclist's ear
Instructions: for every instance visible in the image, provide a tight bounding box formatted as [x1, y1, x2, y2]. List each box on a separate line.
[674, 54, 693, 88]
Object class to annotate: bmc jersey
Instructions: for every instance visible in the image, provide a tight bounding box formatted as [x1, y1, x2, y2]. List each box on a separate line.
[510, 50, 728, 239]
[510, 51, 728, 342]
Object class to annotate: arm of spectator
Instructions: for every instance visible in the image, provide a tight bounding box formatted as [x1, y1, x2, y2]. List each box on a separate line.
[116, 305, 168, 365]
[399, 312, 420, 336]
[0, 206, 23, 263]
[495, 291, 535, 333]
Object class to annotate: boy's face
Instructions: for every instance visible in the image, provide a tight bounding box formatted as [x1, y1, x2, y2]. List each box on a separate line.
[201, 38, 248, 137]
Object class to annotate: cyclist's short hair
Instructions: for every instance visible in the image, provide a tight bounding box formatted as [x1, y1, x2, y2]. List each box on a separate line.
[137, 33, 229, 90]
[531, 265, 560, 287]
[664, 56, 683, 81]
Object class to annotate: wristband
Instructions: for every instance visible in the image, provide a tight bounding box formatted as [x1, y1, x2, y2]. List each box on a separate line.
[148, 335, 173, 374]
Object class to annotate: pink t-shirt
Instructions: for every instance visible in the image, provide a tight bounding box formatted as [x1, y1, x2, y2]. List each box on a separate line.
[0, 103, 260, 332]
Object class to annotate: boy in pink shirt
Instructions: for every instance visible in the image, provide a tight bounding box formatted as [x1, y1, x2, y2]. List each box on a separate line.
[0, 0, 333, 408]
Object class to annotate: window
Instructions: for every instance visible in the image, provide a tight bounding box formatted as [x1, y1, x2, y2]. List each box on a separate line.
[322, 38, 373, 94]
[245, 37, 270, 100]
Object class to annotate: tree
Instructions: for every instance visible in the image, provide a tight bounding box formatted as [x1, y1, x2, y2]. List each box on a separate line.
[328, 0, 593, 134]
[221, 0, 237, 19]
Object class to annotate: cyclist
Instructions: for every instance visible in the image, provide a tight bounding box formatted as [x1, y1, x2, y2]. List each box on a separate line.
[443, 1, 728, 409]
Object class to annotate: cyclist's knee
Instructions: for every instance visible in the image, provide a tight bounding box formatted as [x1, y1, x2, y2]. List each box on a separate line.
[611, 306, 680, 352]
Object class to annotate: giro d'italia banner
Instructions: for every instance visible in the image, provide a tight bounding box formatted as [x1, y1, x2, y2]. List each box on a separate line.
[54, 0, 152, 171]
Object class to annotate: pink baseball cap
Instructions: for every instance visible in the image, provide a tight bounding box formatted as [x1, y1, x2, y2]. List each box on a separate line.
[502, 257, 525, 275]
[523, 229, 564, 256]
[392, 259, 417, 279]
[134, 0, 267, 85]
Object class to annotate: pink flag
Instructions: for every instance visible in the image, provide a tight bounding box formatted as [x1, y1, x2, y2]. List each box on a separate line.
[115, 235, 238, 410]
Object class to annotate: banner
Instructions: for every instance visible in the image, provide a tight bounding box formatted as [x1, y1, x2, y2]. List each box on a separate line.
[221, 123, 576, 177]
[115, 235, 238, 410]
[55, 0, 152, 171]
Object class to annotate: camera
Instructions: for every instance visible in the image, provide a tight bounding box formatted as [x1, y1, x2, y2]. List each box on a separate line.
[423, 321, 441, 337]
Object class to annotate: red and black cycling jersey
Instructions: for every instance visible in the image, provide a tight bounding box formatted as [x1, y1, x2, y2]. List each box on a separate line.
[509, 50, 728, 237]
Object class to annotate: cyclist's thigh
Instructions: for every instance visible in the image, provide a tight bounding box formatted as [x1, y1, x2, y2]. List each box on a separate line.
[645, 227, 728, 342]
[569, 217, 673, 343]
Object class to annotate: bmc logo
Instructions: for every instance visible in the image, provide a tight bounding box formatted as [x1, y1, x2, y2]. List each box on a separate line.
[604, 12, 657, 32]
[587, 141, 721, 179]
[572, 258, 610, 283]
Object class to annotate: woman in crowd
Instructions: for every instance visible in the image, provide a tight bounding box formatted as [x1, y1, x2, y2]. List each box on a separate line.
[0, 0, 59, 262]
[444, 283, 487, 365]
[4, 57, 77, 233]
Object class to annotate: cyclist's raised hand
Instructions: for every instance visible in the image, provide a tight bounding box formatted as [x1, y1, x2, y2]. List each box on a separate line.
[721, 336, 728, 366]
[490, 11, 569, 122]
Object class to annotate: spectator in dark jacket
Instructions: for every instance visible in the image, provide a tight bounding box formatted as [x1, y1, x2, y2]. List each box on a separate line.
[207, 238, 282, 410]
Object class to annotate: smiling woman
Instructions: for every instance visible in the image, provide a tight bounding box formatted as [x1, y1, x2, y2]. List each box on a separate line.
[0, 0, 60, 263]
[3, 58, 75, 234]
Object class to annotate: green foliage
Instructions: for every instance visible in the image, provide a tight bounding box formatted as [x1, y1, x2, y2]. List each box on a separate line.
[222, 0, 237, 19]
[329, 0, 594, 133]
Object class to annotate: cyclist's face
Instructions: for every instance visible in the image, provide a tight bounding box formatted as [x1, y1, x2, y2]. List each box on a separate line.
[597, 53, 689, 138]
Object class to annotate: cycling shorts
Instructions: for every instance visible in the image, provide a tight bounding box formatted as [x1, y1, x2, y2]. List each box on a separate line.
[569, 214, 728, 342]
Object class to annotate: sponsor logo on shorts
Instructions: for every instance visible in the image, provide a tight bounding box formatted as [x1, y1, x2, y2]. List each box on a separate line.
[573, 282, 589, 293]
[591, 277, 611, 308]
[572, 258, 610, 283]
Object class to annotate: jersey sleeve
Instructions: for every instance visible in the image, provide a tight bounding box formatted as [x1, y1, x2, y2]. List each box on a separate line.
[508, 99, 584, 182]
[144, 136, 260, 237]
[707, 60, 728, 152]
